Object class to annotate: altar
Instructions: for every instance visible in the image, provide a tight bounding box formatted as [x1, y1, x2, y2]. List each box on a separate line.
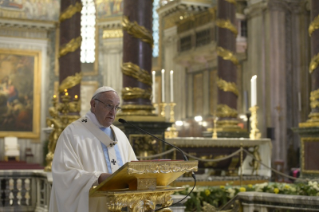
[166, 137, 272, 177]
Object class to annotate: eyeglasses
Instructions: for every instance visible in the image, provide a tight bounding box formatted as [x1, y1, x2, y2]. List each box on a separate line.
[94, 99, 121, 112]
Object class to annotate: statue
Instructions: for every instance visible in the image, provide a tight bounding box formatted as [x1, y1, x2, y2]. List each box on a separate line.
[45, 107, 63, 172]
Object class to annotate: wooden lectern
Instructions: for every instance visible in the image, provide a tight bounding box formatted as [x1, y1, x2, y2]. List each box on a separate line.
[89, 160, 198, 212]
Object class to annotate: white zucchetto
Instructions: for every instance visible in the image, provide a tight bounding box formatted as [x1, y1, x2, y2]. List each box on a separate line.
[91, 86, 116, 99]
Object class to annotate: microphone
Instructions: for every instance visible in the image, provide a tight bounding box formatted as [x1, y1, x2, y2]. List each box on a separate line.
[118, 118, 188, 161]
[118, 118, 196, 211]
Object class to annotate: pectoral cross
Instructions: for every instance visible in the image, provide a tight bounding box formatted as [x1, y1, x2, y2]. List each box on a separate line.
[111, 159, 116, 165]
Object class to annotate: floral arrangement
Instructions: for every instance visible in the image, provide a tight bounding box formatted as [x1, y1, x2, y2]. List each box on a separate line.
[176, 181, 319, 211]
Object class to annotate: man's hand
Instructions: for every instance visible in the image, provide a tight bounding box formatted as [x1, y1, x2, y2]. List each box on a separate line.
[98, 173, 112, 184]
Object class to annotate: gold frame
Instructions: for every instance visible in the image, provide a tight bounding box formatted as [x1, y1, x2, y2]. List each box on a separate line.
[301, 137, 319, 174]
[0, 49, 41, 138]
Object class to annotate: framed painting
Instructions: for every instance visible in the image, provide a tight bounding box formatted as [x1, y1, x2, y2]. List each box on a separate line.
[0, 49, 41, 138]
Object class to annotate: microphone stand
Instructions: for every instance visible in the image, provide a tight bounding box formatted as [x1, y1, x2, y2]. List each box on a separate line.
[118, 118, 196, 211]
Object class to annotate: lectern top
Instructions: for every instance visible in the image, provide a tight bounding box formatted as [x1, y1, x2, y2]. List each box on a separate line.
[89, 160, 198, 196]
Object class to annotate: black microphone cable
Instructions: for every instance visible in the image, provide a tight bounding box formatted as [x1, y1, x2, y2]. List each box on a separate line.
[118, 118, 196, 211]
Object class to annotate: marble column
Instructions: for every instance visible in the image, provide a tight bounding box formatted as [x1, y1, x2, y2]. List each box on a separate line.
[216, 0, 247, 137]
[246, 0, 309, 170]
[121, 0, 154, 116]
[117, 0, 170, 157]
[59, 0, 82, 98]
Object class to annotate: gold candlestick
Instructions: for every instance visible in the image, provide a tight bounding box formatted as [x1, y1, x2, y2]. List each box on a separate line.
[212, 116, 218, 139]
[153, 103, 158, 115]
[249, 105, 261, 139]
[165, 102, 178, 138]
[160, 102, 167, 117]
[169, 102, 176, 123]
[45, 92, 81, 172]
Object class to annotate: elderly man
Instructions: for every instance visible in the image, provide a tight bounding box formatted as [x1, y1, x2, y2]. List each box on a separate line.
[49, 86, 137, 212]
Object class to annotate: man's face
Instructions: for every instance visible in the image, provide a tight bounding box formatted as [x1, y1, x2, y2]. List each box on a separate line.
[90, 91, 120, 127]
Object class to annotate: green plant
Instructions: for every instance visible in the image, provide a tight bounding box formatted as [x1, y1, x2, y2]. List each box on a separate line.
[175, 181, 319, 211]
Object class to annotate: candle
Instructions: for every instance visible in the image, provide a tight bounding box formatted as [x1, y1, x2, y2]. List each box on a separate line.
[251, 75, 257, 107]
[75, 95, 78, 99]
[152, 71, 156, 103]
[170, 70, 174, 102]
[161, 69, 165, 102]
[53, 95, 56, 99]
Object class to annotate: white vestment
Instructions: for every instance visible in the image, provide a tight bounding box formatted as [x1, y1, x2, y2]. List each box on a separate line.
[49, 113, 137, 212]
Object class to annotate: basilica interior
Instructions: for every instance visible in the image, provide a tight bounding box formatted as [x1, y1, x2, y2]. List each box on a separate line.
[0, 0, 318, 211]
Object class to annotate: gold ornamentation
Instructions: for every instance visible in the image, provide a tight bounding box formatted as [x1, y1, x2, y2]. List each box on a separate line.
[127, 162, 198, 174]
[249, 106, 261, 139]
[216, 19, 238, 36]
[217, 47, 239, 65]
[165, 103, 178, 138]
[299, 112, 319, 127]
[103, 29, 123, 38]
[103, 191, 175, 212]
[177, 9, 216, 33]
[117, 105, 158, 117]
[129, 134, 163, 159]
[225, 0, 236, 4]
[217, 77, 239, 96]
[59, 2, 82, 22]
[309, 14, 319, 37]
[122, 16, 153, 47]
[121, 87, 152, 100]
[137, 178, 157, 190]
[309, 53, 319, 74]
[45, 93, 81, 171]
[58, 72, 82, 93]
[216, 119, 243, 132]
[160, 102, 167, 117]
[59, 36, 82, 57]
[299, 90, 319, 127]
[310, 89, 319, 108]
[121, 62, 152, 86]
[216, 104, 238, 118]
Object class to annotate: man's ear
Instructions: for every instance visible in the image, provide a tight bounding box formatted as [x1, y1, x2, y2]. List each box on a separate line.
[90, 99, 96, 109]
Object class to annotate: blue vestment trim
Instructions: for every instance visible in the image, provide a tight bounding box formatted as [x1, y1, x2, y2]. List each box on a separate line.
[100, 127, 123, 173]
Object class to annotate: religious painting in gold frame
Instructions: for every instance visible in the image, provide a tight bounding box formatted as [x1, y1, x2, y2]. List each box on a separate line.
[0, 49, 41, 138]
